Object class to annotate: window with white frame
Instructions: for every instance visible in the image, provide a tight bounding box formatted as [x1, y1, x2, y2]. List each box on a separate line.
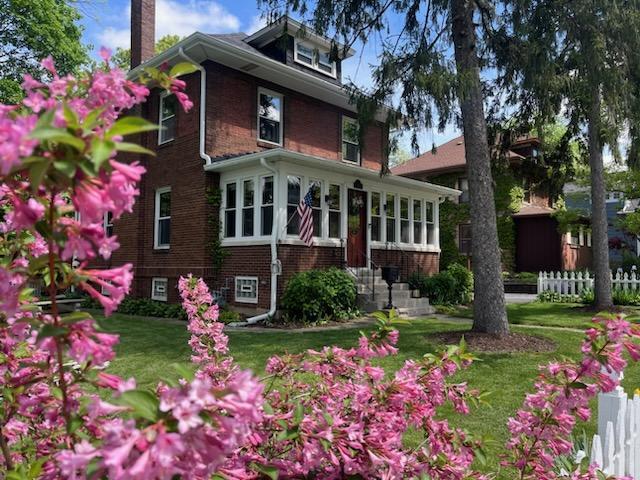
[287, 176, 301, 235]
[159, 94, 177, 144]
[400, 197, 410, 243]
[154, 187, 171, 249]
[371, 192, 381, 242]
[310, 180, 323, 238]
[425, 201, 434, 245]
[458, 177, 469, 203]
[242, 179, 255, 237]
[342, 116, 360, 164]
[235, 276, 258, 304]
[261, 176, 274, 236]
[328, 184, 341, 239]
[294, 40, 336, 77]
[258, 89, 283, 145]
[386, 194, 396, 242]
[413, 199, 423, 244]
[104, 211, 114, 237]
[224, 182, 237, 238]
[151, 277, 168, 302]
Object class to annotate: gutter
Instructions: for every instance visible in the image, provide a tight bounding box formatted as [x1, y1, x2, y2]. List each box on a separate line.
[177, 47, 211, 165]
[237, 157, 280, 326]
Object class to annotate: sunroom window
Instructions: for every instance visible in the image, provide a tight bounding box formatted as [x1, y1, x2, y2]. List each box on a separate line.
[400, 197, 410, 243]
[310, 180, 323, 238]
[413, 199, 423, 244]
[242, 179, 254, 237]
[287, 176, 301, 235]
[159, 93, 177, 144]
[371, 192, 381, 242]
[426, 201, 435, 245]
[386, 194, 396, 243]
[258, 89, 283, 145]
[342, 116, 359, 164]
[261, 176, 274, 236]
[328, 184, 341, 239]
[224, 182, 236, 238]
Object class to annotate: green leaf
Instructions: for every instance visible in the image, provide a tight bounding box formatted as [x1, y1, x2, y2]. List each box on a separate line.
[90, 138, 116, 167]
[251, 464, 278, 480]
[107, 117, 159, 138]
[171, 362, 195, 382]
[115, 142, 155, 156]
[28, 159, 50, 189]
[62, 103, 79, 129]
[117, 389, 160, 422]
[37, 324, 68, 340]
[60, 311, 93, 324]
[569, 381, 588, 389]
[170, 61, 199, 77]
[53, 160, 77, 178]
[29, 126, 85, 151]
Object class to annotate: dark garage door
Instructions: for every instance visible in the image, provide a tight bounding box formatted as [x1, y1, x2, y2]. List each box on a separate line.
[515, 216, 562, 272]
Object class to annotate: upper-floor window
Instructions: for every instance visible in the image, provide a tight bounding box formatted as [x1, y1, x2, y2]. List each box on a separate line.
[294, 39, 337, 78]
[159, 93, 177, 144]
[342, 116, 359, 164]
[458, 177, 469, 203]
[606, 191, 623, 203]
[258, 89, 283, 145]
[154, 187, 171, 249]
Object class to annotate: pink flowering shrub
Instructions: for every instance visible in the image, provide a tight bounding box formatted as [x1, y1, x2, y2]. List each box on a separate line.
[1, 52, 640, 479]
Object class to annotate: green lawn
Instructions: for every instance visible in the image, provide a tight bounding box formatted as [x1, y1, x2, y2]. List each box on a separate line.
[439, 301, 640, 329]
[97, 308, 640, 478]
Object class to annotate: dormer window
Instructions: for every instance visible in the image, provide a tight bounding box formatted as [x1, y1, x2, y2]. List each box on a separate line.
[294, 39, 336, 78]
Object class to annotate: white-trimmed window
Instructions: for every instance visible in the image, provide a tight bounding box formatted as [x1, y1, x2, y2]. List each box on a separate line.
[261, 176, 274, 236]
[287, 175, 301, 235]
[386, 194, 396, 243]
[310, 179, 323, 238]
[342, 116, 360, 164]
[154, 187, 171, 249]
[224, 182, 237, 238]
[426, 201, 435, 245]
[371, 192, 381, 242]
[328, 184, 341, 239]
[235, 276, 258, 304]
[242, 179, 255, 237]
[104, 212, 114, 237]
[159, 93, 177, 144]
[258, 89, 283, 145]
[151, 277, 168, 302]
[458, 177, 469, 203]
[294, 39, 336, 77]
[413, 199, 423, 244]
[400, 196, 410, 243]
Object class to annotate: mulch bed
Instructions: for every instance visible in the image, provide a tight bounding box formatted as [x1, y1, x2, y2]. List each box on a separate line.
[428, 331, 557, 353]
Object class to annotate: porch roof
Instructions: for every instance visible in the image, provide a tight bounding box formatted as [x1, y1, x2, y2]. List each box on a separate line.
[203, 148, 461, 198]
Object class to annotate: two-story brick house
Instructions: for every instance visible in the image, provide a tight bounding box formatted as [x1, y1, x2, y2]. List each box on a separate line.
[392, 135, 592, 273]
[107, 0, 458, 319]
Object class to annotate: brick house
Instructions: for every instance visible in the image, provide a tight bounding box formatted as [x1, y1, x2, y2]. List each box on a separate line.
[106, 0, 458, 319]
[392, 135, 592, 273]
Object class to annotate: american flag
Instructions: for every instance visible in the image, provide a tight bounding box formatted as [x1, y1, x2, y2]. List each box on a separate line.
[297, 186, 314, 246]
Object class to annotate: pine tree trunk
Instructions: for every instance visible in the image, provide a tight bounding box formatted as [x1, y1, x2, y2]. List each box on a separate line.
[587, 89, 613, 310]
[451, 0, 509, 335]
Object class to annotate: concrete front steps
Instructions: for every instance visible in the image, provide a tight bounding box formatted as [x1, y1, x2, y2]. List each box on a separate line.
[349, 268, 435, 317]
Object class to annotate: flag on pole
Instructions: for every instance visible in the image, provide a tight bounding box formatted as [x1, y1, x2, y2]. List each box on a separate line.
[297, 186, 314, 246]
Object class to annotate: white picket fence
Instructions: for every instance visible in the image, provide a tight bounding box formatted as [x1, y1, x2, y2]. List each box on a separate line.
[591, 372, 640, 478]
[538, 270, 640, 295]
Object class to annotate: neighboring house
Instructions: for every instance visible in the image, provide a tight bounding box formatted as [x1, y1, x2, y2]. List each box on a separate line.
[392, 135, 592, 272]
[99, 1, 458, 316]
[618, 199, 640, 258]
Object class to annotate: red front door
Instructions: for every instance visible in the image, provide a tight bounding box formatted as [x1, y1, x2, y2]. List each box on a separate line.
[347, 189, 367, 267]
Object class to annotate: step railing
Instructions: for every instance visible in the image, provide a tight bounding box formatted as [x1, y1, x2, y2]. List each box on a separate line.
[345, 249, 380, 301]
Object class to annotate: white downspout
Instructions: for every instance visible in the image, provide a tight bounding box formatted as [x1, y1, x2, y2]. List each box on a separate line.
[177, 47, 211, 165]
[241, 157, 280, 325]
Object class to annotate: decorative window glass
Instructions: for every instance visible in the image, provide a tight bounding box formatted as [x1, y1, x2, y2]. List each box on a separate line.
[459, 224, 472, 255]
[242, 179, 254, 237]
[458, 177, 469, 203]
[287, 176, 301, 235]
[400, 197, 410, 243]
[371, 192, 381, 242]
[386, 194, 396, 243]
[225, 182, 236, 238]
[342, 116, 359, 164]
[328, 184, 341, 239]
[104, 211, 114, 237]
[310, 180, 323, 238]
[294, 40, 336, 77]
[154, 187, 171, 249]
[151, 277, 168, 302]
[413, 199, 423, 244]
[159, 94, 177, 144]
[425, 201, 434, 245]
[258, 90, 283, 145]
[235, 276, 258, 304]
[261, 176, 274, 236]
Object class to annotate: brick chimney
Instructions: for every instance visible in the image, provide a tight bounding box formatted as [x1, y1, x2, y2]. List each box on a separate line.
[130, 0, 155, 69]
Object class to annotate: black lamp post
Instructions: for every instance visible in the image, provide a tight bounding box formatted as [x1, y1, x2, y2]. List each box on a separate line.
[380, 265, 399, 309]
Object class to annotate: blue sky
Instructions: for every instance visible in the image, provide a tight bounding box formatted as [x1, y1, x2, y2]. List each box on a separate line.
[78, 0, 460, 153]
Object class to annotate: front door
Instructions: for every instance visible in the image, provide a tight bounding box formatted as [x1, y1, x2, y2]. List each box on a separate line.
[347, 189, 367, 267]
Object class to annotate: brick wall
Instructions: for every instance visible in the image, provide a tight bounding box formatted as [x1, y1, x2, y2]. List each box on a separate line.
[371, 249, 439, 280]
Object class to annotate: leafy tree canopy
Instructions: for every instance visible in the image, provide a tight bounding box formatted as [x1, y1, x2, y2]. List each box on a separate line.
[111, 35, 183, 70]
[0, 0, 88, 103]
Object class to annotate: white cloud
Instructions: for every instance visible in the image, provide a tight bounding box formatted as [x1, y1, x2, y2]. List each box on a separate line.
[96, 0, 241, 51]
[245, 14, 267, 35]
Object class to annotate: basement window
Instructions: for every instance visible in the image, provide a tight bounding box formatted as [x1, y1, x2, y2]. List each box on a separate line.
[151, 277, 168, 302]
[235, 276, 258, 304]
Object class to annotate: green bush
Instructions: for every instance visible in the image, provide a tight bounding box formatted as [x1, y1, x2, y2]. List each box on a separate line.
[409, 264, 473, 305]
[218, 309, 241, 324]
[281, 267, 358, 324]
[537, 290, 580, 303]
[575, 287, 640, 306]
[81, 295, 186, 320]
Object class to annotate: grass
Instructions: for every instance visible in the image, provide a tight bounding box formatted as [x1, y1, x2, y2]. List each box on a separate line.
[97, 307, 640, 478]
[437, 301, 640, 329]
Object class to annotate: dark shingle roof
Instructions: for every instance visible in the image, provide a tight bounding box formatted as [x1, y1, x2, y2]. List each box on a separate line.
[208, 33, 265, 57]
[209, 151, 260, 163]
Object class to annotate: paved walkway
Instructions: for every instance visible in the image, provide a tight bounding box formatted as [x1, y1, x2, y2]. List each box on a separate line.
[504, 293, 538, 304]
